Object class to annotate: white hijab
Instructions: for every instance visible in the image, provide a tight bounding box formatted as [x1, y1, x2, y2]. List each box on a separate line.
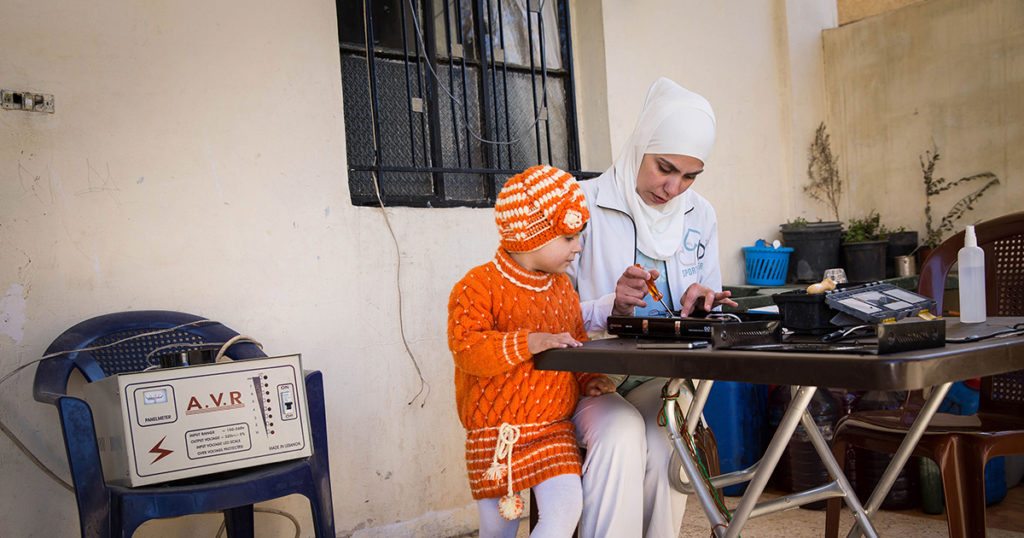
[611, 78, 717, 259]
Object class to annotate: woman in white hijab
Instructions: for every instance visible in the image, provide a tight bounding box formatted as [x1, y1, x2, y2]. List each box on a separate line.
[568, 78, 737, 537]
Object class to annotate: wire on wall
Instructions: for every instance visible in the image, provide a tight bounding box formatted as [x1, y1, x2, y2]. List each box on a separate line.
[363, 0, 431, 408]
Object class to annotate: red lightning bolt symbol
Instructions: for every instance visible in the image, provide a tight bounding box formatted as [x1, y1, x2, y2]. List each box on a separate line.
[149, 436, 173, 464]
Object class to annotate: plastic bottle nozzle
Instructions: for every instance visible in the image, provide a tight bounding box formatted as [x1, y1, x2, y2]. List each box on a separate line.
[965, 225, 978, 248]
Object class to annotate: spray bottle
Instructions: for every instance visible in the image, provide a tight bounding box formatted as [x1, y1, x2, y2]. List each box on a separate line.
[957, 225, 987, 323]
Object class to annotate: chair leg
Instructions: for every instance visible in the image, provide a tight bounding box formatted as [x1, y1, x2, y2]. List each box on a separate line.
[935, 436, 981, 538]
[305, 473, 336, 538]
[824, 435, 849, 538]
[223, 505, 255, 538]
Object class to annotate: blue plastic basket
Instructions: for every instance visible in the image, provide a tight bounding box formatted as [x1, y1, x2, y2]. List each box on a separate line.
[743, 241, 794, 286]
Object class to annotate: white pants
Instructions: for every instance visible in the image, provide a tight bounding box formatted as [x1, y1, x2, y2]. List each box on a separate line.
[572, 378, 689, 538]
[477, 473, 583, 538]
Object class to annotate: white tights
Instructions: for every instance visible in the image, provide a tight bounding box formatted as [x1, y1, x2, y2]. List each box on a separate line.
[477, 473, 582, 538]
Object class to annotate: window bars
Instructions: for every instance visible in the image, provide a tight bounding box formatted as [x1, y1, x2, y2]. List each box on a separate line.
[338, 0, 593, 207]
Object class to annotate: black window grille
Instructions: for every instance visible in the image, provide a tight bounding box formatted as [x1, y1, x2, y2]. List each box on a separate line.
[337, 0, 595, 207]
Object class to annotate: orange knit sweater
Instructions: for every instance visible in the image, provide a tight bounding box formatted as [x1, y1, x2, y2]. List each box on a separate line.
[448, 249, 599, 500]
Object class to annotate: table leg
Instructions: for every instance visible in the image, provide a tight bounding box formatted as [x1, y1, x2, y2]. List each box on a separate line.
[799, 401, 878, 538]
[685, 379, 713, 435]
[724, 385, 817, 537]
[845, 382, 953, 538]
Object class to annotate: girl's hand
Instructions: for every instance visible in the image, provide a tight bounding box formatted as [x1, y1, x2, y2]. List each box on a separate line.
[583, 376, 617, 397]
[527, 332, 583, 354]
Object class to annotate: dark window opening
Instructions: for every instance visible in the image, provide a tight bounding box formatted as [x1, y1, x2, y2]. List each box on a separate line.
[337, 0, 596, 207]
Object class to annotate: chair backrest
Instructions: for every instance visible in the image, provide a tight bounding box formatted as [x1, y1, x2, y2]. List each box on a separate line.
[34, 311, 265, 401]
[917, 211, 1024, 417]
[918, 211, 1024, 316]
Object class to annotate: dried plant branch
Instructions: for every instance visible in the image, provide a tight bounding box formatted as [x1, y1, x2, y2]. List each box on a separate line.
[805, 122, 842, 221]
[921, 143, 1001, 248]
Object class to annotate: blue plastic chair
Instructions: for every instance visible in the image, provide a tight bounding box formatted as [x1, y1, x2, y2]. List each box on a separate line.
[32, 310, 335, 537]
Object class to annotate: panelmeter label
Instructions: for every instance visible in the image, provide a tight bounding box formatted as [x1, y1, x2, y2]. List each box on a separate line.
[186, 423, 252, 459]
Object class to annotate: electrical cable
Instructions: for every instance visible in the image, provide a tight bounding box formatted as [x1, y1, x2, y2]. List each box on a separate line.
[37, 319, 221, 360]
[706, 312, 742, 323]
[362, 0, 430, 408]
[945, 323, 1024, 343]
[0, 319, 222, 494]
[659, 383, 734, 525]
[3, 320, 300, 534]
[214, 335, 263, 362]
[0, 405, 73, 492]
[821, 324, 875, 343]
[403, 0, 550, 146]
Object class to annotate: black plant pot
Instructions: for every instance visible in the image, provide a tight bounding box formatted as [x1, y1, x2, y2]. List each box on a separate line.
[780, 221, 843, 283]
[842, 240, 888, 283]
[885, 231, 919, 278]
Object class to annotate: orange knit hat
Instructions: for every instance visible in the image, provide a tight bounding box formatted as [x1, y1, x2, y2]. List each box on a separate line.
[495, 165, 590, 252]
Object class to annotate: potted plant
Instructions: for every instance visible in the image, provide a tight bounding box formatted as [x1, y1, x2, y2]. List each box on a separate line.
[842, 211, 887, 283]
[918, 144, 1000, 264]
[781, 123, 844, 282]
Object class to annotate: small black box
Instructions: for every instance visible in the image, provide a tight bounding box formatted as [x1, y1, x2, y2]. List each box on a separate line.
[772, 288, 840, 334]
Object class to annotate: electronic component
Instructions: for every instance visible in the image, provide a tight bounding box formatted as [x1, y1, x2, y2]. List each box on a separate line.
[79, 354, 311, 487]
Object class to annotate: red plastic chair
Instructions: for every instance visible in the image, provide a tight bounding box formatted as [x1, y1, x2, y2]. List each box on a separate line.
[825, 211, 1024, 537]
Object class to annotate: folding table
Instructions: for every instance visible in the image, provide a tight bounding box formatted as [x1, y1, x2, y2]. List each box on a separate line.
[535, 317, 1024, 538]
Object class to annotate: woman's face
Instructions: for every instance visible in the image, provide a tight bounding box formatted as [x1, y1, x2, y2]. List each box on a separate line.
[635, 153, 704, 206]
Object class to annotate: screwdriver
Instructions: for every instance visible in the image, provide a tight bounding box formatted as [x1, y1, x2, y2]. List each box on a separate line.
[634, 264, 675, 316]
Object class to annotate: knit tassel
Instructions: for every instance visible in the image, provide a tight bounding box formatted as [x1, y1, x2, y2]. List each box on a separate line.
[483, 423, 522, 520]
[484, 461, 507, 482]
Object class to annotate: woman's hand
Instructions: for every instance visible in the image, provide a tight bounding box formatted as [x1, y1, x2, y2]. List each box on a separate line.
[612, 265, 660, 316]
[679, 283, 738, 316]
[527, 332, 583, 354]
[583, 376, 617, 397]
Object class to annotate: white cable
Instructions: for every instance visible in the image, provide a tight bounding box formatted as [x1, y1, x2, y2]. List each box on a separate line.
[37, 319, 220, 361]
[214, 335, 263, 363]
[0, 414, 73, 492]
[362, 2, 431, 408]
[0, 318, 220, 495]
[1, 357, 76, 492]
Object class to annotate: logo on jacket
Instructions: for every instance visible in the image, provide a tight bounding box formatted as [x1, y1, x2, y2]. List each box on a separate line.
[683, 229, 706, 261]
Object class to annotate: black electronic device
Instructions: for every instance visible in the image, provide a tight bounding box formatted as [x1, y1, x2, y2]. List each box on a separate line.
[773, 282, 936, 334]
[608, 311, 783, 351]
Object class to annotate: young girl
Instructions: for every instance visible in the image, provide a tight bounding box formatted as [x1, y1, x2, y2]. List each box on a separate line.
[448, 165, 615, 537]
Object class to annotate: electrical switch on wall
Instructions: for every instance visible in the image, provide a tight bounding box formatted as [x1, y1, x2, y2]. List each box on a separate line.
[1, 89, 55, 113]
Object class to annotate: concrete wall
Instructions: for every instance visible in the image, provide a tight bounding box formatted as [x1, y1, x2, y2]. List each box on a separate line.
[837, 0, 928, 25]
[0, 1, 834, 536]
[823, 0, 1023, 239]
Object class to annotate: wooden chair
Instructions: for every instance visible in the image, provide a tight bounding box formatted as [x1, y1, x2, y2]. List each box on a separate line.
[824, 211, 1024, 538]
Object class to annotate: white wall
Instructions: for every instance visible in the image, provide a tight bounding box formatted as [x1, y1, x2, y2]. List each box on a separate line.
[0, 1, 490, 536]
[0, 1, 835, 536]
[595, 0, 837, 284]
